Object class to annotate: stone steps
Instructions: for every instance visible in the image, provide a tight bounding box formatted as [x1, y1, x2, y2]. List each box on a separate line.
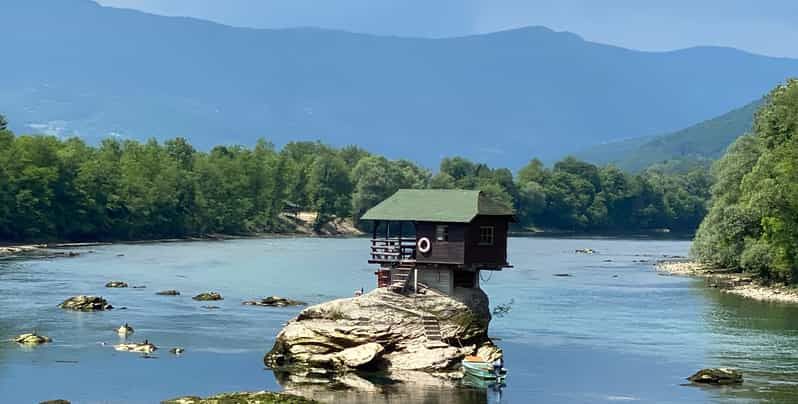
[421, 315, 443, 342]
[390, 267, 413, 292]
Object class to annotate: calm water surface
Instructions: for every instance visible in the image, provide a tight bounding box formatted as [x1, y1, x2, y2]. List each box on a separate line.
[1, 237, 798, 403]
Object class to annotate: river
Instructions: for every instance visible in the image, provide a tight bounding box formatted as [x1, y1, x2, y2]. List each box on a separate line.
[1, 237, 797, 403]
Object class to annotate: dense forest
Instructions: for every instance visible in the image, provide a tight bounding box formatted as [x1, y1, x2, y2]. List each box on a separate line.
[693, 79, 798, 282]
[0, 113, 710, 243]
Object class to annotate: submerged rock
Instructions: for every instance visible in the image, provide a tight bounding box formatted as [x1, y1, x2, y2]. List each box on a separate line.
[193, 292, 223, 301]
[114, 341, 157, 354]
[264, 287, 498, 374]
[105, 281, 128, 288]
[687, 368, 743, 385]
[58, 295, 112, 311]
[14, 332, 52, 345]
[156, 290, 181, 296]
[243, 296, 306, 307]
[575, 248, 596, 254]
[162, 391, 317, 404]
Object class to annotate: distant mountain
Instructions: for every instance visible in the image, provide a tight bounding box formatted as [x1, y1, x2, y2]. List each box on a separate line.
[1, 0, 797, 167]
[575, 100, 760, 171]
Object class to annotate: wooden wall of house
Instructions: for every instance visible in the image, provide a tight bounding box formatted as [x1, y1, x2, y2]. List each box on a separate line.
[417, 268, 453, 295]
[465, 216, 509, 268]
[415, 222, 466, 265]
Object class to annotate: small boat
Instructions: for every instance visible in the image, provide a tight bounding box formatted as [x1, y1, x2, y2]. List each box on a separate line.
[462, 356, 507, 382]
[461, 373, 506, 389]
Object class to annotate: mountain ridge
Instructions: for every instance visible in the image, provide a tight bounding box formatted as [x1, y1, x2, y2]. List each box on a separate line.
[2, 0, 797, 167]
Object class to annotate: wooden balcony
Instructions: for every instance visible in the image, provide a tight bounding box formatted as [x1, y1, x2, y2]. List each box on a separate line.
[369, 237, 416, 265]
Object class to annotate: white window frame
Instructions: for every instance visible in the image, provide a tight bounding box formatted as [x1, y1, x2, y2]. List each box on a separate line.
[435, 225, 449, 241]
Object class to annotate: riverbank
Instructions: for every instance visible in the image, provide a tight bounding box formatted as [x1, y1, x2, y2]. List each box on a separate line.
[0, 213, 363, 259]
[655, 259, 798, 304]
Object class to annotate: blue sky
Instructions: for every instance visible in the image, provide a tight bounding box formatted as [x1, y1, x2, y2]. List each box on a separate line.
[96, 0, 798, 58]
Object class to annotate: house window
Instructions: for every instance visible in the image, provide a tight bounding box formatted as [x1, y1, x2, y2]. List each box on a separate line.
[435, 225, 449, 241]
[479, 226, 495, 245]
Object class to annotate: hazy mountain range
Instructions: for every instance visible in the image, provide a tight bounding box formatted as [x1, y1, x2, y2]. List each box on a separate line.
[2, 0, 797, 167]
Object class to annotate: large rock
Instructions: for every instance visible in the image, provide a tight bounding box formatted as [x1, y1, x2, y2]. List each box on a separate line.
[105, 281, 128, 288]
[332, 342, 384, 368]
[114, 341, 157, 354]
[688, 368, 743, 385]
[15, 332, 52, 345]
[193, 292, 223, 301]
[243, 296, 306, 307]
[162, 391, 317, 404]
[264, 287, 498, 374]
[58, 295, 112, 311]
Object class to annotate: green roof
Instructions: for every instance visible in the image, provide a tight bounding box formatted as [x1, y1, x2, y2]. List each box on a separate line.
[360, 189, 515, 223]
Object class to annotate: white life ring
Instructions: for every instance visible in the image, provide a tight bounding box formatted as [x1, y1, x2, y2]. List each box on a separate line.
[417, 237, 431, 254]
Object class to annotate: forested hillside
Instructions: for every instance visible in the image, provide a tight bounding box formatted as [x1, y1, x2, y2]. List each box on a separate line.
[693, 79, 798, 282]
[0, 113, 710, 243]
[577, 100, 760, 172]
[2, 0, 798, 166]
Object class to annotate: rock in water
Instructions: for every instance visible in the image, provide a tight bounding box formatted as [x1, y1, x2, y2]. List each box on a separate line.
[193, 292, 223, 301]
[58, 295, 112, 311]
[14, 332, 52, 345]
[243, 296, 306, 307]
[156, 290, 181, 296]
[114, 341, 157, 354]
[117, 323, 134, 336]
[162, 391, 317, 404]
[39, 400, 71, 404]
[264, 287, 499, 373]
[687, 368, 743, 385]
[105, 281, 128, 288]
[170, 347, 185, 355]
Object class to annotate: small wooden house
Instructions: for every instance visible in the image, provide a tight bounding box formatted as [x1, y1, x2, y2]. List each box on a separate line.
[361, 189, 514, 295]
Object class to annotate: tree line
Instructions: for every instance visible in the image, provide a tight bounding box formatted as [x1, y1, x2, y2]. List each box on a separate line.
[0, 114, 710, 243]
[693, 79, 798, 282]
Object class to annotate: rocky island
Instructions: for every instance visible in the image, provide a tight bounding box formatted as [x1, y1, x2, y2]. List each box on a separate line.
[264, 287, 501, 376]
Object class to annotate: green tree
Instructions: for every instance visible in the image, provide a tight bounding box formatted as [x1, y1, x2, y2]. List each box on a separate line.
[307, 154, 352, 229]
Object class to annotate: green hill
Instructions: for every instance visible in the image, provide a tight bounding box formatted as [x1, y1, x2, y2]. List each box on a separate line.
[576, 100, 761, 172]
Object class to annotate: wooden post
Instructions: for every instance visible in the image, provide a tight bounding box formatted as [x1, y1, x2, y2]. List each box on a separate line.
[398, 221, 404, 259]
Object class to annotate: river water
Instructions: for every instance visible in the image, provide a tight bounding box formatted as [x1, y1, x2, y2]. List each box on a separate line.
[1, 237, 797, 403]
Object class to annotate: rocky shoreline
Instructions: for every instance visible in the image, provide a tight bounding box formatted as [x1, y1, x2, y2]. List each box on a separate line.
[655, 260, 798, 304]
[0, 225, 363, 260]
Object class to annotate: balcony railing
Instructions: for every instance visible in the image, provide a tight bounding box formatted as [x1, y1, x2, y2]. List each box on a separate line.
[369, 237, 416, 264]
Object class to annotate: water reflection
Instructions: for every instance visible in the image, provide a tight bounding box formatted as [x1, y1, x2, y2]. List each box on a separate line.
[273, 369, 489, 404]
[700, 288, 798, 403]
